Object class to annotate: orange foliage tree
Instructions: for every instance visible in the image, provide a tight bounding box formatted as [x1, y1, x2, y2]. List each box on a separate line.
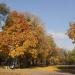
[67, 23, 75, 43]
[0, 10, 61, 67]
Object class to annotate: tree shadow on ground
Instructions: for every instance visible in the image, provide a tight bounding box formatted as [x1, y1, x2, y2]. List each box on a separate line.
[57, 65, 75, 74]
[20, 65, 48, 69]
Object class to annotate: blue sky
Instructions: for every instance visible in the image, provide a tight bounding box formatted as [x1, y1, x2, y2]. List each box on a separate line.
[0, 0, 75, 50]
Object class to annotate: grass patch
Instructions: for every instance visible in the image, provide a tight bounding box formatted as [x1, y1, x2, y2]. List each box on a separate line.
[57, 65, 75, 74]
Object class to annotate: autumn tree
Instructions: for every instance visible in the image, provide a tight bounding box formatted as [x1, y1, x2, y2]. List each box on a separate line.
[67, 22, 75, 64]
[0, 11, 44, 67]
[0, 3, 9, 29]
[67, 23, 75, 43]
[0, 7, 62, 67]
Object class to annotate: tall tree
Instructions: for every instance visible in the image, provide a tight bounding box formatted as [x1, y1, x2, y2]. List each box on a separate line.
[0, 9, 62, 67]
[0, 3, 9, 28]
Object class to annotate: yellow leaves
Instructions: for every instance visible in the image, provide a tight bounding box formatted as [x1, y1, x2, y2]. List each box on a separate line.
[23, 38, 38, 48]
[29, 49, 37, 59]
[23, 31, 38, 48]
[30, 38, 38, 47]
[27, 31, 34, 37]
[35, 25, 44, 36]
[23, 40, 31, 48]
[67, 23, 75, 41]
[9, 46, 25, 57]
[16, 46, 25, 52]
[15, 44, 19, 47]
[70, 24, 75, 29]
[16, 24, 21, 29]
[9, 50, 16, 58]
[70, 31, 75, 38]
[15, 46, 25, 56]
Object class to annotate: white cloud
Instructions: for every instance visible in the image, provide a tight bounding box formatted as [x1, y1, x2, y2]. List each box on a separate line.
[0, 28, 2, 32]
[47, 30, 68, 39]
[47, 30, 74, 50]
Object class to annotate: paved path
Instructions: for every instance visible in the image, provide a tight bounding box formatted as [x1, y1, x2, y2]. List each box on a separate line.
[0, 69, 75, 75]
[17, 69, 75, 75]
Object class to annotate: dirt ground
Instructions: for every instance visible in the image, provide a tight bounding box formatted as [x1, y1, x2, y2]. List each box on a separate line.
[0, 66, 74, 75]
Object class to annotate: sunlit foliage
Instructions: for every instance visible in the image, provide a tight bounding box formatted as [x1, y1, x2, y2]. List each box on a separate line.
[67, 23, 75, 43]
[0, 8, 62, 67]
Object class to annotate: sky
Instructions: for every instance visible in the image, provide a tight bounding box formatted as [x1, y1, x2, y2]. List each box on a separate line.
[0, 0, 75, 50]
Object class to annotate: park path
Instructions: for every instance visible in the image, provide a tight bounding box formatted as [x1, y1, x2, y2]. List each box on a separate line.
[0, 68, 75, 75]
[14, 69, 75, 75]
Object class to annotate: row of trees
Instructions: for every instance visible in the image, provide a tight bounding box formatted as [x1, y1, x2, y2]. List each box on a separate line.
[0, 3, 62, 68]
[0, 3, 75, 68]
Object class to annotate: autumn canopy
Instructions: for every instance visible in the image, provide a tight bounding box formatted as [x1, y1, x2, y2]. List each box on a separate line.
[0, 4, 65, 67]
